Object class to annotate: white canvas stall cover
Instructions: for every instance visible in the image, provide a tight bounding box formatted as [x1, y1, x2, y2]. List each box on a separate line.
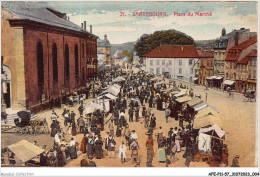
[199, 124, 226, 138]
[112, 76, 126, 83]
[193, 102, 208, 112]
[112, 84, 121, 89]
[174, 91, 186, 97]
[7, 140, 45, 162]
[193, 114, 222, 129]
[222, 80, 235, 85]
[198, 133, 211, 153]
[85, 102, 103, 115]
[97, 93, 117, 100]
[101, 86, 120, 96]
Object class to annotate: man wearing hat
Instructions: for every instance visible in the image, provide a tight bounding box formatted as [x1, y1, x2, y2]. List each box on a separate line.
[130, 130, 138, 142]
[77, 115, 85, 134]
[231, 155, 240, 167]
[70, 110, 76, 125]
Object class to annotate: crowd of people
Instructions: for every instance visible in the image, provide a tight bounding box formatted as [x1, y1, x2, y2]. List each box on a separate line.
[3, 66, 241, 168]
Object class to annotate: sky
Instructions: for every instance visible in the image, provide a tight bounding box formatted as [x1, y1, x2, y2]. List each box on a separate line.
[47, 1, 258, 44]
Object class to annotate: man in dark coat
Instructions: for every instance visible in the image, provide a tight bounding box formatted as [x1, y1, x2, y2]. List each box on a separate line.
[94, 136, 103, 159]
[56, 146, 65, 167]
[78, 105, 84, 116]
[128, 108, 133, 122]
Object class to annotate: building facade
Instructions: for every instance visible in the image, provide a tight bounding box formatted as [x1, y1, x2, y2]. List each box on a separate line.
[1, 2, 98, 109]
[144, 45, 199, 82]
[97, 34, 111, 65]
[247, 50, 257, 91]
[225, 35, 257, 93]
[213, 28, 253, 78]
[198, 50, 214, 86]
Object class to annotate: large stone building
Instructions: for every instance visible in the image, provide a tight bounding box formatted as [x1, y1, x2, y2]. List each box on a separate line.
[213, 28, 253, 77]
[247, 50, 257, 91]
[197, 50, 214, 86]
[143, 45, 199, 82]
[97, 34, 111, 65]
[1, 2, 98, 110]
[225, 35, 257, 93]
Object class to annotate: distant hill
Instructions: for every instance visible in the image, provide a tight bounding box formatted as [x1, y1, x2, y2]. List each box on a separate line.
[111, 41, 135, 56]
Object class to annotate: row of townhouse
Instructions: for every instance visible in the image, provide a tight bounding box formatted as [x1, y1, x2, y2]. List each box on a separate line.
[197, 28, 257, 93]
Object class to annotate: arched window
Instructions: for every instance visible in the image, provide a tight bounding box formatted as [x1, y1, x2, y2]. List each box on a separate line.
[37, 41, 44, 87]
[65, 44, 70, 79]
[52, 43, 58, 81]
[75, 44, 79, 77]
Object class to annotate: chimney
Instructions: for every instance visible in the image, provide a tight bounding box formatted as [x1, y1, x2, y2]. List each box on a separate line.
[181, 45, 183, 51]
[235, 32, 239, 46]
[81, 23, 83, 29]
[67, 16, 70, 21]
[158, 44, 161, 52]
[83, 21, 86, 31]
[222, 28, 226, 37]
[90, 25, 92, 34]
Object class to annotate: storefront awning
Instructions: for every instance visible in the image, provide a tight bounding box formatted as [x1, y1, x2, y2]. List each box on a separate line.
[222, 80, 235, 85]
[192, 78, 198, 81]
[247, 79, 256, 83]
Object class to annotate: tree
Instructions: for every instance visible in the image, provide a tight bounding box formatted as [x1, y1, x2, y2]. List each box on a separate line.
[134, 29, 195, 56]
[121, 50, 133, 64]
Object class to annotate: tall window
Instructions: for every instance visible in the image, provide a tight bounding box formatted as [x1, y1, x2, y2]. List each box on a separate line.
[189, 59, 192, 65]
[65, 44, 70, 79]
[82, 44, 85, 58]
[37, 41, 44, 86]
[156, 68, 160, 75]
[156, 60, 159, 65]
[52, 43, 58, 82]
[169, 60, 172, 65]
[162, 60, 165, 65]
[179, 59, 182, 66]
[190, 68, 193, 74]
[150, 60, 153, 65]
[179, 68, 182, 74]
[75, 44, 79, 77]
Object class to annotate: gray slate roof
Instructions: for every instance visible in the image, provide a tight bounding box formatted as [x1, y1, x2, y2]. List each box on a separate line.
[2, 1, 97, 38]
[216, 28, 248, 41]
[98, 36, 111, 47]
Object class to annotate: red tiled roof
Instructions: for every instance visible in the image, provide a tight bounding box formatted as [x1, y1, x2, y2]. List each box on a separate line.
[143, 45, 199, 58]
[232, 35, 257, 49]
[237, 55, 248, 64]
[248, 50, 257, 57]
[197, 50, 203, 56]
[237, 49, 257, 64]
[225, 35, 257, 61]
